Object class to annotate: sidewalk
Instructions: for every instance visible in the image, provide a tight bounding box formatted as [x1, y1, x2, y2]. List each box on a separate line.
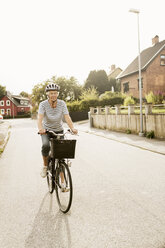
[75, 120, 165, 155]
[0, 121, 11, 154]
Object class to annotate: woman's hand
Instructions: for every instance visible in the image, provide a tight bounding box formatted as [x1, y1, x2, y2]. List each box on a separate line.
[38, 129, 46, 135]
[71, 128, 78, 135]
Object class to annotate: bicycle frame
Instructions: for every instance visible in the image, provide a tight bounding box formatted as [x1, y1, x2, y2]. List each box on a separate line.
[45, 130, 75, 213]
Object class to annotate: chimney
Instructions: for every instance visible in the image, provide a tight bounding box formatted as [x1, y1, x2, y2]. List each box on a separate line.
[111, 64, 116, 71]
[152, 35, 159, 46]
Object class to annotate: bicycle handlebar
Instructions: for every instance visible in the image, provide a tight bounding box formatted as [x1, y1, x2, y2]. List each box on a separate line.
[46, 130, 65, 137]
[38, 129, 77, 136]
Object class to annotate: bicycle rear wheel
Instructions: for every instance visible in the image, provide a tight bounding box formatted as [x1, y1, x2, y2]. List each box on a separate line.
[47, 157, 54, 194]
[55, 161, 73, 213]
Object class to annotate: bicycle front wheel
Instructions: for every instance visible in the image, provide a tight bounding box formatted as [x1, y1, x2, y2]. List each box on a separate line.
[55, 161, 73, 213]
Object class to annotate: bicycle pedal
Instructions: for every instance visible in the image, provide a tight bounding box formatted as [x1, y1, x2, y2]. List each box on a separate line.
[61, 187, 70, 192]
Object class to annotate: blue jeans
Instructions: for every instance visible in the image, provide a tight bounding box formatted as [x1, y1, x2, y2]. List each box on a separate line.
[41, 131, 64, 157]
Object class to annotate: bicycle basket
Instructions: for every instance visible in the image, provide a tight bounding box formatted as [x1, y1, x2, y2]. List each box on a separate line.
[52, 139, 76, 159]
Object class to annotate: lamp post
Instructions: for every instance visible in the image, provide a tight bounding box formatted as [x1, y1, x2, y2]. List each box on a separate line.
[129, 8, 144, 136]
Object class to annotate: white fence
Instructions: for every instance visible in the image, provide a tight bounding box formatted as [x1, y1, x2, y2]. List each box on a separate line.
[90, 104, 165, 115]
[89, 104, 165, 138]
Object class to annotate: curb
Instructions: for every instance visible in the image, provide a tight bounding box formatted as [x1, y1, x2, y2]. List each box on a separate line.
[74, 120, 89, 125]
[86, 130, 165, 156]
[78, 126, 165, 156]
[0, 123, 11, 156]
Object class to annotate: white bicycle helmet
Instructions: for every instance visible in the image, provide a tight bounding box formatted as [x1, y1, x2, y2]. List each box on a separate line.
[45, 83, 60, 92]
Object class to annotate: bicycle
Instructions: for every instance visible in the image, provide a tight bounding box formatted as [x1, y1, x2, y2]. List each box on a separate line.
[40, 129, 77, 213]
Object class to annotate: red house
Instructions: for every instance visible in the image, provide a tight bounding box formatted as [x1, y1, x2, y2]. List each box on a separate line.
[117, 35, 165, 98]
[0, 92, 31, 117]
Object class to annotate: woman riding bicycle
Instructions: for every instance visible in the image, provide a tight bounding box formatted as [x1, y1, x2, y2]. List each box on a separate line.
[37, 83, 78, 178]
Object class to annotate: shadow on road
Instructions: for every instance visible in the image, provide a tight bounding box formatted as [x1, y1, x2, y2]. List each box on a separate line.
[25, 192, 71, 248]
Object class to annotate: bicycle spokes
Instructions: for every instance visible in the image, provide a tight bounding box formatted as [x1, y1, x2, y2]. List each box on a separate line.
[47, 159, 54, 194]
[55, 162, 72, 213]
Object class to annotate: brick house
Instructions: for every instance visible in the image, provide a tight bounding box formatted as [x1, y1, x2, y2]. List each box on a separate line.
[117, 35, 165, 98]
[0, 92, 31, 117]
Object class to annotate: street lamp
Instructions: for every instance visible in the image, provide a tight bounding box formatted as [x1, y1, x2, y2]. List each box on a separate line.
[129, 8, 144, 136]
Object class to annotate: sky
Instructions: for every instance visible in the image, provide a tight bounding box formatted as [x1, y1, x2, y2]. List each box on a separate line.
[0, 0, 164, 95]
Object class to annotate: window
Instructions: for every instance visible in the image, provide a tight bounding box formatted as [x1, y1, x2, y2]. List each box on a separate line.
[7, 109, 11, 116]
[0, 100, 4, 106]
[137, 78, 143, 90]
[123, 82, 129, 93]
[1, 109, 5, 115]
[20, 100, 28, 105]
[6, 100, 10, 106]
[160, 55, 165, 65]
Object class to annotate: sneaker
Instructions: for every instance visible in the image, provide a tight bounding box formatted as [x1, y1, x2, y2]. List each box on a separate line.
[40, 166, 47, 178]
[61, 183, 70, 192]
[67, 160, 72, 167]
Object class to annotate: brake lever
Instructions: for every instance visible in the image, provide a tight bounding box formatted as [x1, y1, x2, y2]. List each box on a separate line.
[67, 129, 79, 136]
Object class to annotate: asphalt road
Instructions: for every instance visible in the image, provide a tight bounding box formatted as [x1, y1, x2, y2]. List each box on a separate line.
[0, 119, 165, 248]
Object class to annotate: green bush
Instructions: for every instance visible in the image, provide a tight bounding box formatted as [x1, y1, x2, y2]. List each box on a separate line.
[99, 91, 123, 100]
[155, 93, 164, 104]
[67, 100, 81, 112]
[126, 129, 131, 134]
[124, 96, 135, 106]
[100, 97, 124, 107]
[67, 99, 99, 112]
[99, 91, 125, 106]
[145, 91, 156, 104]
[3, 113, 31, 119]
[80, 99, 101, 111]
[66, 95, 125, 112]
[145, 91, 164, 104]
[145, 130, 155, 139]
[80, 87, 99, 101]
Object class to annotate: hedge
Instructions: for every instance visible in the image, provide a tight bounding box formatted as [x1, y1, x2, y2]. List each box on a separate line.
[67, 97, 124, 112]
[3, 113, 31, 119]
[69, 111, 88, 122]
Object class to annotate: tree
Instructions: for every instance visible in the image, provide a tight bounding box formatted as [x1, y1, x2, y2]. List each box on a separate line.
[31, 81, 48, 107]
[80, 86, 99, 101]
[84, 70, 109, 94]
[108, 78, 121, 92]
[0, 84, 6, 99]
[20, 91, 29, 98]
[31, 76, 82, 111]
[50, 76, 82, 101]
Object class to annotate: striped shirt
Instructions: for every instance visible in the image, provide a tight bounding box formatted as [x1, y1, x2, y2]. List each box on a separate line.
[38, 99, 69, 132]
